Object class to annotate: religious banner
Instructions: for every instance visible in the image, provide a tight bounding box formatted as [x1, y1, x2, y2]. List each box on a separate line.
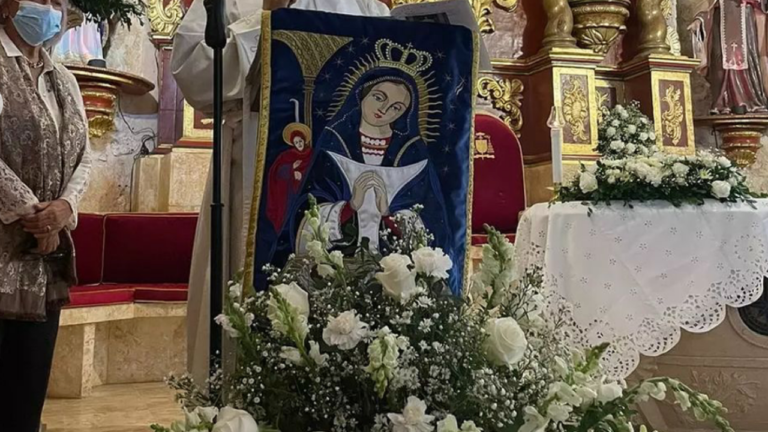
[245, 9, 478, 294]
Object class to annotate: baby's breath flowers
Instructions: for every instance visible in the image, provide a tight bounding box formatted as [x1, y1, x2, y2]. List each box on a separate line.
[155, 200, 732, 432]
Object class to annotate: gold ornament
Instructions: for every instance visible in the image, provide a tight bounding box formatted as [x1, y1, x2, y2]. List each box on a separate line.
[569, 0, 631, 54]
[148, 0, 184, 42]
[477, 77, 524, 135]
[541, 0, 577, 51]
[562, 77, 589, 142]
[596, 90, 609, 124]
[391, 0, 517, 34]
[636, 0, 671, 56]
[474, 132, 496, 159]
[661, 85, 684, 145]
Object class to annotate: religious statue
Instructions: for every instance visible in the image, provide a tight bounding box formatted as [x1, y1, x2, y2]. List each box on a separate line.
[690, 0, 768, 114]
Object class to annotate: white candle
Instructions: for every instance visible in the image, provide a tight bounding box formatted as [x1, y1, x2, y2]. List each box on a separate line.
[548, 106, 564, 185]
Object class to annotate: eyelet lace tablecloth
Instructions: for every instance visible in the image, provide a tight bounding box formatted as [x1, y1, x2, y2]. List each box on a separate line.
[515, 200, 768, 378]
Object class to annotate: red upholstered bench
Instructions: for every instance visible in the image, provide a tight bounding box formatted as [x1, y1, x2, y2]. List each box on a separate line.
[68, 213, 198, 308]
[471, 112, 526, 245]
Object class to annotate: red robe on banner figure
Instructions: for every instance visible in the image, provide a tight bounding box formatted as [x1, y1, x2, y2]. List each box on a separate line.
[266, 122, 312, 231]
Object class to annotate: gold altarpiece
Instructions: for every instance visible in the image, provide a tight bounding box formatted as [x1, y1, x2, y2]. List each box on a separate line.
[133, 0, 698, 210]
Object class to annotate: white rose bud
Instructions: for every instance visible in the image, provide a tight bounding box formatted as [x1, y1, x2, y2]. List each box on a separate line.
[212, 407, 260, 432]
[376, 254, 420, 302]
[711, 180, 731, 199]
[412, 247, 453, 280]
[484, 317, 528, 366]
[579, 172, 599, 193]
[609, 140, 625, 151]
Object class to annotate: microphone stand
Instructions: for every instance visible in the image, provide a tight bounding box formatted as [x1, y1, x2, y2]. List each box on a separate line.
[203, 0, 226, 380]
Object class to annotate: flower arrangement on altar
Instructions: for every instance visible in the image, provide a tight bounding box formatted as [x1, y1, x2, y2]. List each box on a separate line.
[152, 200, 733, 432]
[557, 102, 757, 206]
[596, 102, 658, 159]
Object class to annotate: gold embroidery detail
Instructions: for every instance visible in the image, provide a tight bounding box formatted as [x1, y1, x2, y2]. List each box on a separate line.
[391, 0, 517, 34]
[474, 132, 495, 159]
[273, 30, 353, 129]
[476, 77, 523, 135]
[562, 77, 589, 142]
[147, 0, 184, 41]
[661, 85, 684, 145]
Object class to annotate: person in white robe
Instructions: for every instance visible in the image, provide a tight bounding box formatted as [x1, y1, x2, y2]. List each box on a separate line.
[171, 0, 390, 384]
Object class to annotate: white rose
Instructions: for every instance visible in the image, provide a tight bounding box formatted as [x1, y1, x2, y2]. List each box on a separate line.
[620, 111, 629, 119]
[484, 317, 528, 366]
[711, 180, 731, 199]
[412, 247, 453, 280]
[519, 407, 548, 432]
[609, 140, 625, 151]
[579, 172, 598, 193]
[212, 407, 260, 432]
[597, 382, 623, 404]
[606, 126, 616, 137]
[625, 143, 637, 154]
[611, 119, 620, 127]
[716, 156, 732, 168]
[388, 396, 435, 432]
[323, 310, 369, 350]
[626, 124, 637, 134]
[727, 176, 739, 186]
[376, 254, 420, 302]
[672, 162, 689, 176]
[272, 282, 309, 318]
[585, 163, 598, 174]
[638, 132, 649, 142]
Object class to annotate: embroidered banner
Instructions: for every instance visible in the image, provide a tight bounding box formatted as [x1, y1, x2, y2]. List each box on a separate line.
[246, 9, 478, 294]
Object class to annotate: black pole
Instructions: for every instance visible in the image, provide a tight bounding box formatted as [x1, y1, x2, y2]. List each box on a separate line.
[203, 0, 226, 377]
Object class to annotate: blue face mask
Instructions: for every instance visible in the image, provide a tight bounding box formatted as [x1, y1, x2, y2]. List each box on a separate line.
[12, 1, 62, 47]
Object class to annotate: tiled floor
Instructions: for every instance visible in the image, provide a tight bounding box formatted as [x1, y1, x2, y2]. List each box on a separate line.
[42, 383, 181, 432]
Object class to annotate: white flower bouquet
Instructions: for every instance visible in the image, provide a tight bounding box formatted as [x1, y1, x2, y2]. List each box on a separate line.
[556, 150, 757, 206]
[154, 199, 732, 432]
[596, 102, 657, 159]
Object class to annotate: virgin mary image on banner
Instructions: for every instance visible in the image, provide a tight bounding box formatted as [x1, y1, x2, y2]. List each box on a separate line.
[246, 9, 477, 294]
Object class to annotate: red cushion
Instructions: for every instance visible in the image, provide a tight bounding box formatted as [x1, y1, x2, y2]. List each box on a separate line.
[102, 214, 198, 284]
[68, 284, 135, 307]
[71, 214, 106, 285]
[472, 113, 526, 234]
[471, 233, 516, 246]
[134, 284, 189, 302]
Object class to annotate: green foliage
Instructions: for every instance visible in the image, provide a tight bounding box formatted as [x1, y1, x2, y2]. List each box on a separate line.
[71, 0, 144, 28]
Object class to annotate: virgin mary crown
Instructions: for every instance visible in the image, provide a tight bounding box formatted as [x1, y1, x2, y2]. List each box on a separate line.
[375, 40, 433, 76]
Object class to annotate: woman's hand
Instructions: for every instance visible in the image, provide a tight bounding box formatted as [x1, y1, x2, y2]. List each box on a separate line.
[33, 234, 60, 255]
[263, 0, 297, 10]
[21, 200, 73, 237]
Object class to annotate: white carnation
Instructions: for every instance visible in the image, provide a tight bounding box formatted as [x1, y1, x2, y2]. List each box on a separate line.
[323, 310, 369, 350]
[672, 162, 689, 176]
[412, 247, 453, 280]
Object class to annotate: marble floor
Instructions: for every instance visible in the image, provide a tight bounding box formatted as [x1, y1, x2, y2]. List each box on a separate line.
[42, 383, 181, 432]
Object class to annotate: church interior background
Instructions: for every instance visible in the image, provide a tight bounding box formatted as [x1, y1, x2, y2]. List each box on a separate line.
[38, 0, 768, 431]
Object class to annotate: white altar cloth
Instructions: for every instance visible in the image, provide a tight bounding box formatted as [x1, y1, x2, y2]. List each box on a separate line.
[515, 200, 768, 378]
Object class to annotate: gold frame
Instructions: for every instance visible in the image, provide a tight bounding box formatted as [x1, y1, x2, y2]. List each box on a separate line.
[651, 71, 695, 155]
[553, 68, 599, 156]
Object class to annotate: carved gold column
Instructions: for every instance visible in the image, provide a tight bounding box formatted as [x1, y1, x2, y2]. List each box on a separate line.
[636, 0, 671, 57]
[540, 0, 577, 52]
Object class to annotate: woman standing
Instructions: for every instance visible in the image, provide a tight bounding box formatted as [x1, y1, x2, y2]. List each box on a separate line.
[0, 0, 91, 429]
